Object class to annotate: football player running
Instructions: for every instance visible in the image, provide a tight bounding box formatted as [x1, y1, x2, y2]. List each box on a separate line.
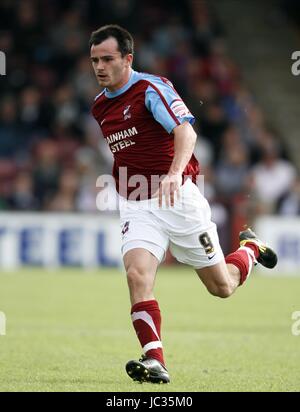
[90, 25, 277, 384]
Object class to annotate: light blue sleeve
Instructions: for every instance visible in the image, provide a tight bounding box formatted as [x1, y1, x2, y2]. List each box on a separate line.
[144, 77, 195, 134]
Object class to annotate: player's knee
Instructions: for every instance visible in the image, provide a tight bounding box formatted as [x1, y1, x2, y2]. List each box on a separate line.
[209, 283, 233, 299]
[216, 285, 233, 298]
[126, 266, 148, 291]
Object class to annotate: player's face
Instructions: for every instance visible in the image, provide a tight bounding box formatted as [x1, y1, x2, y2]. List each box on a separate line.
[90, 37, 133, 92]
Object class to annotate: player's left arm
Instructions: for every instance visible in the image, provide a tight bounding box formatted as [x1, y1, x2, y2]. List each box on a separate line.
[145, 78, 197, 207]
[158, 121, 197, 207]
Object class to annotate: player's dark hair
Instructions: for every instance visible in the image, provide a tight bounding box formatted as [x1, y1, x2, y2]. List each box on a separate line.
[89, 24, 134, 56]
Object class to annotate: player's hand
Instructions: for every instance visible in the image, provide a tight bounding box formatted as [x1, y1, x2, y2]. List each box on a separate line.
[156, 173, 182, 208]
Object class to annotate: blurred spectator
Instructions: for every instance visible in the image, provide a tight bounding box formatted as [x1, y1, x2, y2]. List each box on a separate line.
[0, 160, 16, 209]
[0, 97, 22, 159]
[199, 102, 229, 163]
[47, 168, 78, 211]
[8, 171, 38, 210]
[33, 139, 61, 208]
[215, 142, 249, 197]
[250, 141, 297, 213]
[278, 175, 300, 215]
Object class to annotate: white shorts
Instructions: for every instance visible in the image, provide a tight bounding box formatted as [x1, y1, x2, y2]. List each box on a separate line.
[119, 179, 224, 269]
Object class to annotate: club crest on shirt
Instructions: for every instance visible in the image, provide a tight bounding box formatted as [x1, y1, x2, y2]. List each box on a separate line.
[123, 105, 131, 120]
[170, 99, 190, 118]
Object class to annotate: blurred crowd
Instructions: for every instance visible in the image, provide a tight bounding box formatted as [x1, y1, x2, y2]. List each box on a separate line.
[0, 0, 299, 230]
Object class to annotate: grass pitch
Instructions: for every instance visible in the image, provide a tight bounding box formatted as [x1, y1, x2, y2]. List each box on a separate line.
[0, 266, 299, 392]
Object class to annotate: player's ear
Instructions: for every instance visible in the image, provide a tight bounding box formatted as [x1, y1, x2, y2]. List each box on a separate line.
[126, 54, 133, 67]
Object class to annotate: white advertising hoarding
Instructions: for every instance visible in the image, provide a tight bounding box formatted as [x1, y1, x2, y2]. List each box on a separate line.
[0, 213, 122, 269]
[1, 213, 298, 273]
[255, 216, 300, 274]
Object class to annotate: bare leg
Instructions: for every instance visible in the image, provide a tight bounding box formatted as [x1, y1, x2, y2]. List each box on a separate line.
[195, 259, 242, 298]
[123, 248, 159, 306]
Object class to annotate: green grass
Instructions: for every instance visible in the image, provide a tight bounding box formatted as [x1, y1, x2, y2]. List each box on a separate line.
[0, 267, 299, 392]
